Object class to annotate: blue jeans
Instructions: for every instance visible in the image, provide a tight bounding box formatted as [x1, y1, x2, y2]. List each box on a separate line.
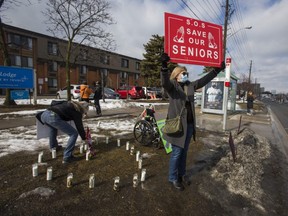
[94, 99, 101, 114]
[168, 123, 194, 182]
[41, 110, 78, 159]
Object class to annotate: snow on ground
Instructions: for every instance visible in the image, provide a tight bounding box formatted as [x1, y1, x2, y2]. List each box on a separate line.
[0, 98, 167, 158]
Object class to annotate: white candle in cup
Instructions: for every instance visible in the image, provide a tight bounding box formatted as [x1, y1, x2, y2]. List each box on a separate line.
[126, 141, 130, 151]
[46, 166, 53, 181]
[89, 174, 95, 188]
[32, 163, 38, 177]
[113, 176, 120, 191]
[141, 169, 146, 182]
[136, 151, 140, 162]
[133, 173, 138, 188]
[51, 148, 56, 159]
[38, 151, 43, 163]
[67, 173, 73, 188]
[117, 139, 120, 147]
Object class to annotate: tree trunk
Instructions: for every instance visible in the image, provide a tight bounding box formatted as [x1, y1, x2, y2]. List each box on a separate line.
[0, 17, 16, 105]
[66, 40, 72, 101]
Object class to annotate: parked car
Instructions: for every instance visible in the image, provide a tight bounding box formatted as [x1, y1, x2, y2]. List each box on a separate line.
[104, 87, 120, 99]
[56, 84, 80, 99]
[56, 84, 93, 100]
[116, 86, 145, 99]
[143, 87, 162, 99]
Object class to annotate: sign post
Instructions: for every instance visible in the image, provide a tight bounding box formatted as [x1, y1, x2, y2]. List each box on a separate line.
[223, 58, 231, 130]
[33, 69, 37, 105]
[164, 12, 223, 67]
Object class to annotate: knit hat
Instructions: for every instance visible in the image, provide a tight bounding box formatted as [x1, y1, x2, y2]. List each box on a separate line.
[170, 66, 187, 80]
[70, 101, 89, 114]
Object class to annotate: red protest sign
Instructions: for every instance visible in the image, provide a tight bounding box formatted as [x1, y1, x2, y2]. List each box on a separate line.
[164, 12, 223, 67]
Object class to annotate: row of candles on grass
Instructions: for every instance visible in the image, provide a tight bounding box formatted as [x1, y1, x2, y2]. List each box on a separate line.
[32, 165, 147, 190]
[35, 139, 139, 165]
[36, 138, 134, 163]
[32, 138, 147, 190]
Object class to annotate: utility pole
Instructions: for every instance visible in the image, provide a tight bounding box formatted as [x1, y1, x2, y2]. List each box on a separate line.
[222, 0, 229, 131]
[223, 0, 229, 60]
[248, 60, 252, 84]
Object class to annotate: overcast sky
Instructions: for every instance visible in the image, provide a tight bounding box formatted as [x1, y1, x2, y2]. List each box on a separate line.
[2, 0, 288, 93]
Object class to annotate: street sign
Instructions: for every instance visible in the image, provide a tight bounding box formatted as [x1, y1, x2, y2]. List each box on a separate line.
[225, 57, 232, 87]
[164, 12, 223, 67]
[0, 66, 34, 89]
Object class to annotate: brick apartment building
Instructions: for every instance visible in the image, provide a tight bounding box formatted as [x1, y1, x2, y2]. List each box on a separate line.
[0, 24, 144, 96]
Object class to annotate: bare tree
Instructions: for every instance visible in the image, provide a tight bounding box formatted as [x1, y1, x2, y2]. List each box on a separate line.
[42, 0, 115, 100]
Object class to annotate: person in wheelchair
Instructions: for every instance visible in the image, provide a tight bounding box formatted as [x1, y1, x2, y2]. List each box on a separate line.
[144, 107, 155, 121]
[134, 104, 160, 148]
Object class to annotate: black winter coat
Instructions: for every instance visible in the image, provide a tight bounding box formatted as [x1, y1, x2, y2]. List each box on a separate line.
[247, 95, 254, 109]
[48, 102, 86, 140]
[161, 68, 220, 148]
[93, 85, 102, 100]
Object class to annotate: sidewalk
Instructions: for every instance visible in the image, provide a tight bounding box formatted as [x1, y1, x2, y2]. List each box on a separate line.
[195, 104, 288, 159]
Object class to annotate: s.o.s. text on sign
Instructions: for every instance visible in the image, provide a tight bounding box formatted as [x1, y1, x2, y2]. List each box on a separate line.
[164, 12, 223, 67]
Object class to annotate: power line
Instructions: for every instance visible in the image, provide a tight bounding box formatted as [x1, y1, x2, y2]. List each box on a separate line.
[175, 0, 252, 78]
[179, 0, 201, 19]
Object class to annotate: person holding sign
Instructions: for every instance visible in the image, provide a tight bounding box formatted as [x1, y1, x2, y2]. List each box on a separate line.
[160, 53, 225, 191]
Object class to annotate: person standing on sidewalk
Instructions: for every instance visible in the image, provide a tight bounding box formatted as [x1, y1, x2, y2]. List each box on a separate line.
[80, 81, 93, 102]
[93, 81, 102, 116]
[247, 91, 255, 115]
[160, 53, 225, 191]
[39, 101, 89, 163]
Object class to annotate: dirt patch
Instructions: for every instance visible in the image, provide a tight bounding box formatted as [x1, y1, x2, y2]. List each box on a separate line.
[0, 130, 228, 216]
[0, 127, 287, 216]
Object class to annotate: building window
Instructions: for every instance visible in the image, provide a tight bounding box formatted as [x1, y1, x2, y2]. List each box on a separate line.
[10, 55, 33, 68]
[80, 65, 87, 75]
[7, 33, 33, 50]
[136, 62, 140, 70]
[134, 74, 139, 80]
[10, 55, 21, 67]
[121, 58, 129, 68]
[48, 78, 57, 88]
[120, 72, 127, 79]
[48, 61, 58, 72]
[21, 37, 33, 50]
[48, 42, 58, 55]
[100, 55, 110, 65]
[21, 57, 33, 68]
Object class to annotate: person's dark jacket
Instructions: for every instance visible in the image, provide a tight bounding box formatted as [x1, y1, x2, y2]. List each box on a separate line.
[48, 102, 86, 140]
[247, 95, 254, 109]
[161, 68, 221, 148]
[93, 85, 102, 100]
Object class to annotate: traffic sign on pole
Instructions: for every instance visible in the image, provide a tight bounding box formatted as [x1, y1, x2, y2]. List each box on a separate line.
[223, 58, 232, 130]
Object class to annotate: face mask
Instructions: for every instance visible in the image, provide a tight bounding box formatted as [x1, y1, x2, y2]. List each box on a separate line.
[179, 73, 188, 83]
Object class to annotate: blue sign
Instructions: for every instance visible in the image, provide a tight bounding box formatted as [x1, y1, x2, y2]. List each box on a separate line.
[0, 66, 34, 89]
[11, 90, 29, 100]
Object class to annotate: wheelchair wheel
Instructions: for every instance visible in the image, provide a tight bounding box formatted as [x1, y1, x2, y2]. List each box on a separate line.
[133, 120, 154, 146]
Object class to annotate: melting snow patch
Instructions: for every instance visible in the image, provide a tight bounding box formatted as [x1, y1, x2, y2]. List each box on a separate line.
[18, 187, 55, 199]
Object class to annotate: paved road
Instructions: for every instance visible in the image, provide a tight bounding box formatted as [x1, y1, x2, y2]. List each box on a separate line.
[264, 101, 288, 134]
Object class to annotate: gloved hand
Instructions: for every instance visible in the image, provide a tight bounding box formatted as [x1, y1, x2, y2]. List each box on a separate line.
[160, 53, 170, 68]
[214, 61, 226, 73]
